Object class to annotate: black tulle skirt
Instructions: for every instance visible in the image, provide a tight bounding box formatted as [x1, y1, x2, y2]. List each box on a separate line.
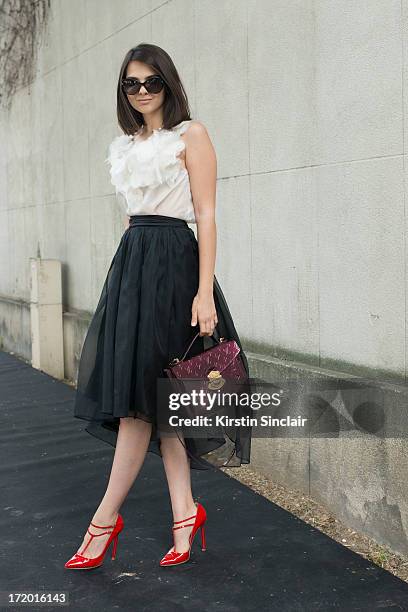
[73, 214, 251, 470]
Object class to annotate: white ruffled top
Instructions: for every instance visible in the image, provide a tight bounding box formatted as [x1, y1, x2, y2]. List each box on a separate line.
[105, 119, 196, 223]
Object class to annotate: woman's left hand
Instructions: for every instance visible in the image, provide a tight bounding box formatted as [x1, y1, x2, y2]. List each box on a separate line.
[191, 291, 218, 336]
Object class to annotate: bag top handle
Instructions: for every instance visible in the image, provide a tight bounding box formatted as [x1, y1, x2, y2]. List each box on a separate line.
[170, 327, 223, 366]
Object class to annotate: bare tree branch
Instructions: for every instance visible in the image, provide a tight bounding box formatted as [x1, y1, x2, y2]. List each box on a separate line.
[0, 0, 50, 109]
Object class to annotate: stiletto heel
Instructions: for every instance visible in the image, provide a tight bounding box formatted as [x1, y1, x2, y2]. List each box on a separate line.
[64, 514, 124, 570]
[200, 524, 206, 551]
[159, 501, 207, 567]
[111, 534, 119, 560]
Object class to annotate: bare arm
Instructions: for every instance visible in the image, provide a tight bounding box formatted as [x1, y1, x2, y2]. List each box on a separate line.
[184, 121, 218, 336]
[124, 215, 130, 230]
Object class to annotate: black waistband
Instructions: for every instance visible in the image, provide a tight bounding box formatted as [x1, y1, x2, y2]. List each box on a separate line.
[129, 214, 189, 228]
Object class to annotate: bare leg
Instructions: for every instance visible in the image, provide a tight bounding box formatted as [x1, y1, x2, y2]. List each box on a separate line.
[160, 431, 198, 554]
[74, 417, 152, 558]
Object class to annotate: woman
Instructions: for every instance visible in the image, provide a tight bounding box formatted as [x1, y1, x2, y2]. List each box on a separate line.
[65, 43, 251, 570]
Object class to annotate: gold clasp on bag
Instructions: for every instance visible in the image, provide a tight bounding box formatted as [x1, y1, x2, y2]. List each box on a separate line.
[207, 369, 225, 390]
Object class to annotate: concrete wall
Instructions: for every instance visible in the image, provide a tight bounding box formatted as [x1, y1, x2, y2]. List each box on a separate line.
[1, 1, 408, 555]
[249, 352, 408, 557]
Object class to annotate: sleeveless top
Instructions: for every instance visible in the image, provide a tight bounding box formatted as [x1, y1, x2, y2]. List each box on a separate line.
[105, 119, 196, 223]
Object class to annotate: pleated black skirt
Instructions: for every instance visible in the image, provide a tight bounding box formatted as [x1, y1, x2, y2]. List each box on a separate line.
[73, 214, 251, 470]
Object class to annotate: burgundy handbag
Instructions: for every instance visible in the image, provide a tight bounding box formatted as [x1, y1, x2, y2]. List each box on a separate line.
[164, 331, 248, 391]
[161, 331, 250, 468]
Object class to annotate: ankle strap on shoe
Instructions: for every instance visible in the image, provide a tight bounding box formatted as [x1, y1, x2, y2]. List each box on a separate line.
[87, 527, 113, 537]
[173, 511, 197, 525]
[90, 519, 116, 529]
[173, 522, 196, 530]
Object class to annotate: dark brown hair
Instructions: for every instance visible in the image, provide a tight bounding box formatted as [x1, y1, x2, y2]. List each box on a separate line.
[116, 43, 192, 136]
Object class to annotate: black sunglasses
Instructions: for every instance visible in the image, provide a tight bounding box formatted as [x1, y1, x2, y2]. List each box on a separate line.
[121, 75, 165, 95]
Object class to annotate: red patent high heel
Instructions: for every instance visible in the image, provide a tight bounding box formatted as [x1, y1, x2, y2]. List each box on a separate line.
[159, 501, 207, 567]
[64, 513, 124, 570]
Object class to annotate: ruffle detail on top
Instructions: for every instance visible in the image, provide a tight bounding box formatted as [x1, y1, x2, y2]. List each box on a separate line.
[104, 121, 191, 205]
